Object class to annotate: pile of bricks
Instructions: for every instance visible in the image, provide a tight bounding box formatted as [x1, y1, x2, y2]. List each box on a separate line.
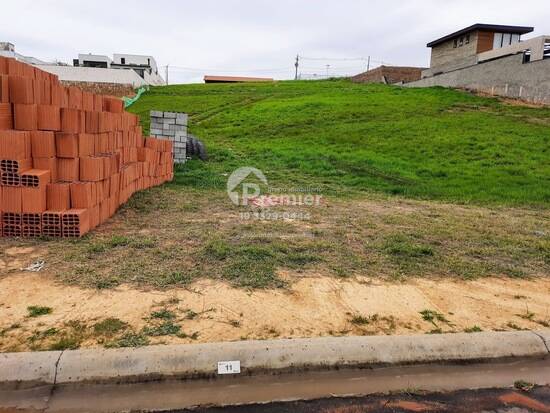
[0, 57, 173, 238]
[150, 111, 187, 163]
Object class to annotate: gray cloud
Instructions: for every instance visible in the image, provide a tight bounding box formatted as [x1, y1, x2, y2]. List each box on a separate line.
[1, 0, 547, 83]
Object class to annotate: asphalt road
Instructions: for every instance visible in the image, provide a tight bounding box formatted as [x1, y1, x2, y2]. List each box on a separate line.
[179, 386, 550, 413]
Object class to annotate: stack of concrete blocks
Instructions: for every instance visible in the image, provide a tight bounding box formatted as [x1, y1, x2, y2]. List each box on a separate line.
[149, 110, 188, 164]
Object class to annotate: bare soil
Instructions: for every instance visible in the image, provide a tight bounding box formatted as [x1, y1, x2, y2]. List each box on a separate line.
[0, 268, 549, 352]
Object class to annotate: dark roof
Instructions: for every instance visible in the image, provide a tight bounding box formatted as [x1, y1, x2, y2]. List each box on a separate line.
[427, 24, 534, 47]
[203, 75, 273, 83]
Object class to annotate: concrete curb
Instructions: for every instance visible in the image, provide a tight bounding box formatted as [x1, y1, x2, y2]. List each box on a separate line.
[1, 331, 548, 387]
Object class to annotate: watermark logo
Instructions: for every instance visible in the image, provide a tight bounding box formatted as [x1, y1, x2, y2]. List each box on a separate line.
[227, 166, 323, 221]
[227, 167, 268, 206]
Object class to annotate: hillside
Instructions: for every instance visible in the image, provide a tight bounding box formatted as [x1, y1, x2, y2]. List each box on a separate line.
[130, 80, 550, 206]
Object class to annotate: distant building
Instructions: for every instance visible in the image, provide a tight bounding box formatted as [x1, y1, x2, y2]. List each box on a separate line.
[424, 23, 534, 77]
[73, 53, 164, 85]
[0, 42, 47, 65]
[204, 75, 274, 83]
[407, 24, 550, 105]
[351, 66, 425, 85]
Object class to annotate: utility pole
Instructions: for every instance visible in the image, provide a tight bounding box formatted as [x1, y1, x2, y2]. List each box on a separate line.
[367, 56, 371, 72]
[294, 55, 299, 80]
[165, 64, 169, 85]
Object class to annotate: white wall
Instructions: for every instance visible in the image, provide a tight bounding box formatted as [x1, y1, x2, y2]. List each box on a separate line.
[34, 65, 148, 87]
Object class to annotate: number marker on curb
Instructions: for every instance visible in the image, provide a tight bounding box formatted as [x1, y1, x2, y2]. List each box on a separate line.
[218, 361, 241, 374]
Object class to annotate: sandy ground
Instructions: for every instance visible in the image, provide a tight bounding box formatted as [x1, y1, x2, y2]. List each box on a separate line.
[1, 267, 549, 352]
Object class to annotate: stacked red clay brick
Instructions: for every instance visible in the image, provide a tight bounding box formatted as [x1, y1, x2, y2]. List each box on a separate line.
[0, 57, 173, 238]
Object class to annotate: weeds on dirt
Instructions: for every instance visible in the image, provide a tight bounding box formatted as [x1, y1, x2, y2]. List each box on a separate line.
[106, 332, 150, 348]
[93, 318, 129, 337]
[27, 306, 52, 318]
[420, 310, 451, 330]
[464, 326, 483, 333]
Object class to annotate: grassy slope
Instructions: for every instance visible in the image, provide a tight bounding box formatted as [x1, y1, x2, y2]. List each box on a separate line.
[130, 80, 550, 206]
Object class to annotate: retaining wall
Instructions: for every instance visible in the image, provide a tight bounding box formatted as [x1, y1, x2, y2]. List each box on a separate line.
[407, 54, 550, 105]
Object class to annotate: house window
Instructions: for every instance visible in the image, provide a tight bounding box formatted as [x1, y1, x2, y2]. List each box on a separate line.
[453, 39, 458, 48]
[147, 58, 151, 66]
[465, 34, 470, 44]
[458, 37, 464, 47]
[121, 57, 126, 64]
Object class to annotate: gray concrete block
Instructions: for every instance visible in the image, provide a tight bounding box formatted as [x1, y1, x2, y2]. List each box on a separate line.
[163, 112, 177, 119]
[169, 124, 186, 133]
[150, 122, 164, 130]
[176, 113, 188, 126]
[163, 119, 176, 126]
[150, 129, 163, 136]
[150, 110, 163, 118]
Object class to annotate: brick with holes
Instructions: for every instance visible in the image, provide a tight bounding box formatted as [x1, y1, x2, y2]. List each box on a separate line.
[22, 225, 41, 237]
[3, 224, 21, 237]
[62, 209, 90, 237]
[21, 169, 50, 187]
[0, 158, 32, 174]
[1, 172, 20, 186]
[33, 157, 57, 182]
[22, 213, 41, 226]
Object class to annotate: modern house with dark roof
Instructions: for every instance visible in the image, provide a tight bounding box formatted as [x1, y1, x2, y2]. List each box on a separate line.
[406, 24, 550, 105]
[425, 24, 534, 76]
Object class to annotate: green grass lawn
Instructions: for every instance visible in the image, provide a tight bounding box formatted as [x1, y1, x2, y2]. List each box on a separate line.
[129, 80, 550, 206]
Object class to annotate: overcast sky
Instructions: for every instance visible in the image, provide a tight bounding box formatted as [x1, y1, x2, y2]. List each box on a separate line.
[2, 0, 548, 83]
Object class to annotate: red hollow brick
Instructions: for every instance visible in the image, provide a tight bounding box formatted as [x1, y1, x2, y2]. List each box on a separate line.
[2, 186, 22, 213]
[22, 225, 41, 237]
[46, 183, 71, 211]
[1, 172, 21, 186]
[31, 131, 56, 158]
[78, 133, 95, 157]
[8, 76, 34, 104]
[0, 130, 31, 159]
[0, 75, 9, 103]
[57, 158, 79, 182]
[0, 158, 32, 174]
[37, 105, 61, 131]
[21, 169, 51, 187]
[70, 181, 94, 208]
[62, 209, 90, 237]
[33, 157, 58, 182]
[22, 213, 41, 226]
[0, 102, 12, 130]
[79, 156, 104, 182]
[22, 186, 47, 213]
[14, 104, 38, 131]
[60, 108, 84, 133]
[55, 132, 79, 158]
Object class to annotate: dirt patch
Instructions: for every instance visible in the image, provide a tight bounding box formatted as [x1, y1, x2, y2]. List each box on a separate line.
[1, 272, 548, 352]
